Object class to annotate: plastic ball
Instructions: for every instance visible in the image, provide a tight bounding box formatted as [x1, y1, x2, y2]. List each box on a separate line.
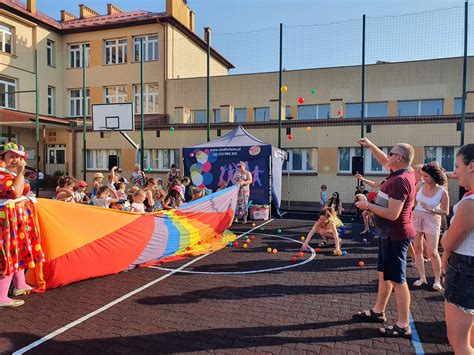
[311, 88, 317, 94]
[342, 250, 348, 256]
[252, 223, 256, 227]
[298, 97, 305, 104]
[170, 127, 175, 132]
[280, 85, 288, 94]
[250, 235, 255, 240]
[287, 134, 294, 140]
[362, 238, 367, 243]
[291, 256, 297, 262]
[260, 227, 265, 231]
[243, 243, 248, 248]
[306, 126, 312, 132]
[267, 247, 272, 253]
[186, 246, 191, 251]
[233, 241, 239, 247]
[300, 236, 305, 241]
[245, 235, 250, 240]
[315, 247, 321, 253]
[359, 261, 365, 267]
[298, 251, 304, 257]
[147, 167, 153, 173]
[227, 242, 233, 247]
[277, 229, 282, 234]
[272, 248, 278, 254]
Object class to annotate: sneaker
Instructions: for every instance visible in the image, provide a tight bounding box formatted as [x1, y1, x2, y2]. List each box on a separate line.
[12, 286, 34, 297]
[0, 299, 25, 308]
[413, 279, 427, 287]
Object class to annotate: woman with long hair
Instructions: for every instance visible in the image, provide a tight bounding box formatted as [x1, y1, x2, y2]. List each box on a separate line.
[326, 191, 343, 215]
[301, 206, 343, 253]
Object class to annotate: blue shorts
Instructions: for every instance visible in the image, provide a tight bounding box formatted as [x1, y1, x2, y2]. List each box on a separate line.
[444, 253, 474, 313]
[377, 237, 412, 284]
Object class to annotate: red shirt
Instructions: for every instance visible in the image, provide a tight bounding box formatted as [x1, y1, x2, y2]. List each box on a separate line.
[373, 168, 416, 241]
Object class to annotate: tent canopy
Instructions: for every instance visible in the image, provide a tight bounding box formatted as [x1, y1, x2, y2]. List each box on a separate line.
[188, 125, 268, 148]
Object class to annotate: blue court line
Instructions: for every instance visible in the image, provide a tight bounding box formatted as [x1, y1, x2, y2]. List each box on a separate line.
[410, 312, 425, 354]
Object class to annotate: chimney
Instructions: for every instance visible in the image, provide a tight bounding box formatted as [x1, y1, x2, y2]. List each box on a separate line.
[189, 11, 195, 32]
[60, 10, 78, 21]
[27, 0, 36, 15]
[107, 3, 123, 15]
[79, 4, 100, 19]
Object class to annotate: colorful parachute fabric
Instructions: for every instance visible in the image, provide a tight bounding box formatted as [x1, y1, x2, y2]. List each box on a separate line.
[26, 186, 238, 291]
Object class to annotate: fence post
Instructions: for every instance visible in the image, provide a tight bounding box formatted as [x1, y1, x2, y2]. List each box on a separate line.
[360, 14, 366, 157]
[82, 44, 87, 181]
[461, 1, 468, 147]
[205, 27, 211, 142]
[278, 23, 283, 149]
[35, 49, 40, 196]
[140, 37, 145, 171]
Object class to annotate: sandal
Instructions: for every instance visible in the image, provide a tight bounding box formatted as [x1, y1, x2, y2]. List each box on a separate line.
[413, 279, 427, 287]
[379, 324, 412, 338]
[432, 281, 443, 291]
[353, 309, 387, 323]
[318, 240, 328, 247]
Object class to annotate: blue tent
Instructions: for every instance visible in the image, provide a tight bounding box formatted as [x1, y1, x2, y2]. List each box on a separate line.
[182, 126, 286, 209]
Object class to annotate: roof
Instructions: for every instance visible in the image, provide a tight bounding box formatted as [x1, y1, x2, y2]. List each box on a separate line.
[0, 108, 71, 127]
[0, 0, 234, 69]
[187, 125, 269, 148]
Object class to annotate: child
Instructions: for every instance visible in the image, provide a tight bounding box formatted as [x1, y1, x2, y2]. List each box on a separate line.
[130, 189, 146, 213]
[93, 186, 121, 208]
[113, 182, 128, 210]
[91, 172, 104, 201]
[191, 187, 204, 201]
[163, 186, 184, 210]
[73, 180, 91, 204]
[320, 185, 328, 207]
[301, 206, 343, 254]
[56, 176, 75, 202]
[181, 177, 191, 201]
[154, 188, 165, 211]
[217, 181, 228, 191]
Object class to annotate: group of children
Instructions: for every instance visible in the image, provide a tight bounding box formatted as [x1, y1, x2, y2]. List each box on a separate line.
[53, 165, 212, 214]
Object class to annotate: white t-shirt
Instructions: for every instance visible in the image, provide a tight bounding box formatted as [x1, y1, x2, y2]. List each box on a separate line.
[452, 194, 474, 257]
[93, 196, 112, 208]
[130, 202, 145, 213]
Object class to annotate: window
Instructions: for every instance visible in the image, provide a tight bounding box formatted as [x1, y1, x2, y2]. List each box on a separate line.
[68, 88, 90, 117]
[46, 39, 55, 67]
[345, 102, 388, 118]
[298, 104, 330, 120]
[104, 86, 127, 104]
[191, 110, 206, 124]
[0, 76, 16, 109]
[86, 149, 119, 170]
[234, 108, 247, 122]
[254, 107, 270, 122]
[0, 132, 17, 145]
[133, 35, 158, 62]
[133, 84, 159, 114]
[47, 86, 55, 115]
[213, 108, 220, 123]
[454, 97, 463, 114]
[398, 99, 444, 116]
[338, 147, 389, 174]
[69, 43, 90, 68]
[0, 24, 12, 53]
[138, 149, 180, 170]
[424, 146, 457, 172]
[285, 105, 291, 119]
[105, 39, 127, 65]
[282, 148, 317, 172]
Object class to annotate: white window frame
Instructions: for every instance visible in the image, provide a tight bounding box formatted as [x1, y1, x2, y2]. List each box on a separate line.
[283, 148, 317, 173]
[397, 99, 444, 116]
[133, 84, 159, 114]
[46, 39, 55, 67]
[0, 76, 16, 109]
[191, 109, 206, 124]
[69, 43, 90, 68]
[137, 149, 180, 171]
[0, 24, 13, 53]
[297, 104, 330, 120]
[86, 149, 119, 170]
[338, 147, 389, 175]
[133, 35, 159, 62]
[424, 146, 459, 173]
[47, 86, 55, 116]
[104, 85, 128, 104]
[105, 38, 128, 65]
[68, 88, 90, 117]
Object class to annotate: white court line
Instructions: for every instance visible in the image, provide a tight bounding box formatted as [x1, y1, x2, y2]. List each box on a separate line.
[13, 217, 277, 354]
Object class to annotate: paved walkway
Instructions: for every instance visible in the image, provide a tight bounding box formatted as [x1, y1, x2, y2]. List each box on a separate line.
[1, 218, 451, 354]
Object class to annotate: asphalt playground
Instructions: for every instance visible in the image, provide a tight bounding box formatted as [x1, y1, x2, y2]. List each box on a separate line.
[1, 214, 452, 354]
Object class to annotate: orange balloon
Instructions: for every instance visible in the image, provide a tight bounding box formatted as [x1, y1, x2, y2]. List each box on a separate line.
[359, 261, 365, 267]
[306, 126, 312, 132]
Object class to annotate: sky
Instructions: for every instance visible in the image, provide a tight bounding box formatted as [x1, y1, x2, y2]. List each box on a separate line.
[33, 0, 471, 74]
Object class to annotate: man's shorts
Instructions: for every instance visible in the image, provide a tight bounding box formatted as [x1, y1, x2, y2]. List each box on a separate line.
[377, 237, 412, 284]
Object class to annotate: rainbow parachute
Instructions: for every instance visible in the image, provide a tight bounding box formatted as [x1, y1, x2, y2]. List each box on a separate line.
[26, 186, 238, 291]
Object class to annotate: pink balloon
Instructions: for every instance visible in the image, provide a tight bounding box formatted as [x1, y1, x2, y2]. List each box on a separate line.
[202, 161, 212, 172]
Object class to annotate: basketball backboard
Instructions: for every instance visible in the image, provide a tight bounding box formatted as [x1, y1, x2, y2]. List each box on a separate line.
[92, 103, 134, 131]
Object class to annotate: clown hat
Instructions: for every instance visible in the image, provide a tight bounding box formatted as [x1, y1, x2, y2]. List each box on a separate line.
[0, 142, 28, 158]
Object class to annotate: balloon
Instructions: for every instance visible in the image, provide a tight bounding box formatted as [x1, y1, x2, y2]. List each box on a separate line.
[147, 167, 153, 173]
[311, 88, 317, 94]
[170, 127, 175, 132]
[306, 126, 312, 132]
[280, 85, 288, 94]
[287, 134, 294, 140]
[298, 97, 305, 104]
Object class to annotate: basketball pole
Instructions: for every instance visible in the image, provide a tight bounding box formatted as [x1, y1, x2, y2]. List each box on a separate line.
[140, 37, 145, 171]
[82, 44, 87, 181]
[205, 27, 211, 142]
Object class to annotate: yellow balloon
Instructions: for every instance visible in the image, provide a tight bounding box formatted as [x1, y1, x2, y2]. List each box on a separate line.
[306, 126, 312, 132]
[280, 85, 288, 94]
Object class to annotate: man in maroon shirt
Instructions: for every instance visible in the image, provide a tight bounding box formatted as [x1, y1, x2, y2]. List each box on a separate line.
[354, 138, 416, 338]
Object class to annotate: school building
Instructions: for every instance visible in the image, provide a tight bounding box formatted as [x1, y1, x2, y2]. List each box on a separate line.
[1, 0, 473, 206]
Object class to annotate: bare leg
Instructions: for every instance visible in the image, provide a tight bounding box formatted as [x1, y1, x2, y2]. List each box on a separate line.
[373, 272, 393, 313]
[422, 236, 430, 260]
[445, 301, 474, 354]
[425, 233, 442, 284]
[413, 232, 427, 283]
[392, 281, 411, 328]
